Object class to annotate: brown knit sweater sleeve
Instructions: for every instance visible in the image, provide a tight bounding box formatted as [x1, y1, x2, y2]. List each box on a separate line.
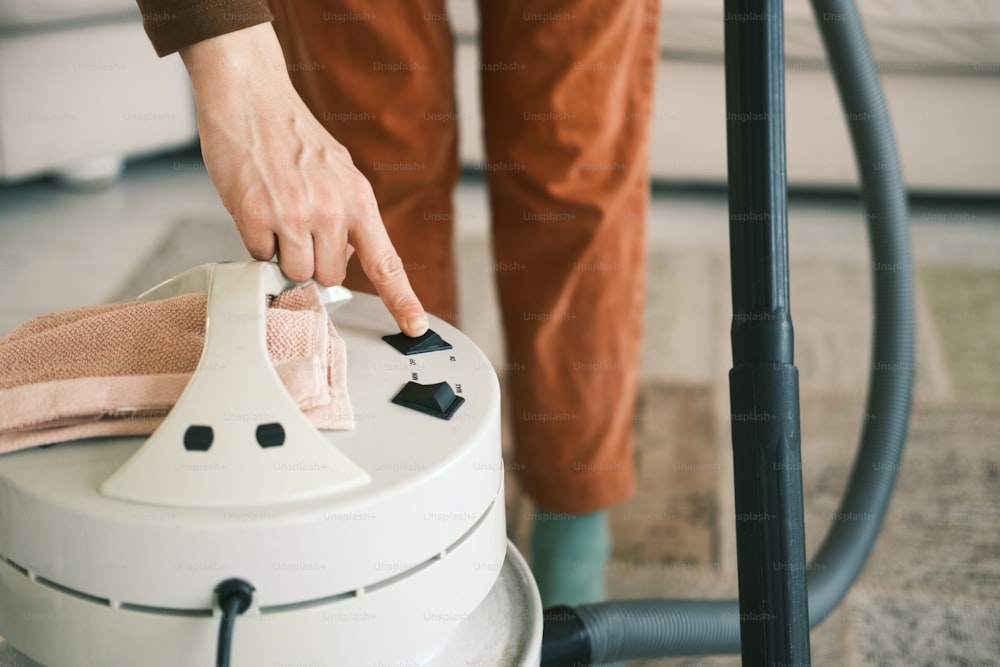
[135, 0, 274, 57]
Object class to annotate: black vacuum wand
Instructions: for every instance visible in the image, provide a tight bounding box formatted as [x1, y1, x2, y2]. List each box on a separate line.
[540, 0, 915, 663]
[725, 0, 810, 661]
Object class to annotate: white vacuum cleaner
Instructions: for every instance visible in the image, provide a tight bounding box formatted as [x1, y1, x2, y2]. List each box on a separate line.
[0, 261, 543, 667]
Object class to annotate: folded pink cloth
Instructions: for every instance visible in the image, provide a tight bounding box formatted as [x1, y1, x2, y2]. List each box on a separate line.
[0, 284, 353, 454]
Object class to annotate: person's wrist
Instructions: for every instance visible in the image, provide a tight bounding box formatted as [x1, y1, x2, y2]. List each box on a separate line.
[180, 23, 295, 105]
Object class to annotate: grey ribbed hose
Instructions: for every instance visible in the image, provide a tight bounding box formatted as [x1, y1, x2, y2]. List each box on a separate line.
[575, 0, 916, 660]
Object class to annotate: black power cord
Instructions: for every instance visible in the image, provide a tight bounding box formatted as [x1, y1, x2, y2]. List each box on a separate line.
[215, 578, 255, 667]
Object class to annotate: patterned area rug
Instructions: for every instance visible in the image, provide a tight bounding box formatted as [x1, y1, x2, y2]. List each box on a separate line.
[920, 265, 1000, 400]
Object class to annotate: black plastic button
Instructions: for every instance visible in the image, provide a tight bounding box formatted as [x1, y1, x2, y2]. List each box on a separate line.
[391, 381, 465, 420]
[382, 329, 452, 355]
[256, 422, 286, 448]
[184, 425, 214, 451]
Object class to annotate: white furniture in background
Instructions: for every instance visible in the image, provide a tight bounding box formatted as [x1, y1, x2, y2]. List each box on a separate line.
[0, 0, 196, 186]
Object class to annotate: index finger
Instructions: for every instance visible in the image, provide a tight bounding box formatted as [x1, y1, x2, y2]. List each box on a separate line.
[350, 220, 429, 338]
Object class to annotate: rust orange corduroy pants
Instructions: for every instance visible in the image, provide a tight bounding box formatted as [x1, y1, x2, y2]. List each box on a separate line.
[269, 0, 660, 514]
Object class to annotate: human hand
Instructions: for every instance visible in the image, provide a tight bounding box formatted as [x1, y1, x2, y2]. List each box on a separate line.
[180, 24, 428, 336]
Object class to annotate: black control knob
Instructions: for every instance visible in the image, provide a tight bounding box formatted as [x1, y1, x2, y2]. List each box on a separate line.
[391, 381, 465, 420]
[382, 329, 452, 355]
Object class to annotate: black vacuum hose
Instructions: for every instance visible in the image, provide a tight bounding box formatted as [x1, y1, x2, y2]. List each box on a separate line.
[541, 0, 915, 661]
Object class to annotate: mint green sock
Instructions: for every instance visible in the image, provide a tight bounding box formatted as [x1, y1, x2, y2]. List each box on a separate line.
[530, 509, 611, 609]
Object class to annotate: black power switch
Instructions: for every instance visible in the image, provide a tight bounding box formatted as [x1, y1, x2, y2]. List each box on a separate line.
[382, 329, 452, 355]
[391, 381, 465, 420]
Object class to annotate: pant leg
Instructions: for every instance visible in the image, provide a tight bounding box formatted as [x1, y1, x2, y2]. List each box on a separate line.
[478, 0, 660, 514]
[269, 0, 460, 322]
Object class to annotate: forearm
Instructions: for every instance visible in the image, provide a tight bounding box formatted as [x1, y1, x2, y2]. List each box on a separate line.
[180, 23, 298, 116]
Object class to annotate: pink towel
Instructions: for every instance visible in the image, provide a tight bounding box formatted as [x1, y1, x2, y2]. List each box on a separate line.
[0, 284, 353, 454]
